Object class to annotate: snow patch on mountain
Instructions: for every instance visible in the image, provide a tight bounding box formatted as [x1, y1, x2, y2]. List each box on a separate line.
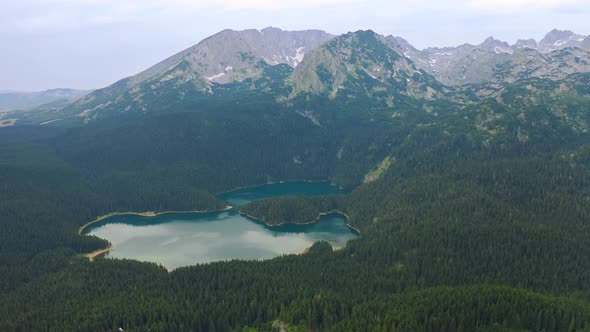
[294, 47, 305, 63]
[205, 72, 225, 81]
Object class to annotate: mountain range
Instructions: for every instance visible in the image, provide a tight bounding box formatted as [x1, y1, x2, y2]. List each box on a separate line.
[392, 28, 590, 85]
[0, 88, 89, 111]
[3, 26, 590, 331]
[4, 27, 590, 127]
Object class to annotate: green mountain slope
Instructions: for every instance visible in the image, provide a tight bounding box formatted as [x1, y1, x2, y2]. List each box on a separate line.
[289, 30, 442, 100]
[2, 29, 590, 331]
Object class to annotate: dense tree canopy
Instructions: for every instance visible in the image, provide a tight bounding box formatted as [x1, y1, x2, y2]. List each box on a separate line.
[1, 74, 590, 331]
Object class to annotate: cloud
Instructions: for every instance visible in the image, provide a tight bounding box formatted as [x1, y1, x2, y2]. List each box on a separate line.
[170, 0, 356, 10]
[6, 0, 355, 11]
[1, 1, 167, 34]
[469, 0, 582, 11]
[0, 0, 358, 33]
[1, 0, 589, 35]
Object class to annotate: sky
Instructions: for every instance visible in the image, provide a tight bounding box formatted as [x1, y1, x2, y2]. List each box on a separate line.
[1, 0, 589, 91]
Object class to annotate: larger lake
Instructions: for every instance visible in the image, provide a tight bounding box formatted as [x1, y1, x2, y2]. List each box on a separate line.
[84, 182, 358, 269]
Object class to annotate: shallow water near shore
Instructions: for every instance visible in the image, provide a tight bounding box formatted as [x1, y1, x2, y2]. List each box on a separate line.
[85, 182, 357, 269]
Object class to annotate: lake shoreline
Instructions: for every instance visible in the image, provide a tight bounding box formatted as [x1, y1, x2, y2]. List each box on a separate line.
[84, 244, 113, 262]
[78, 206, 233, 235]
[79, 181, 356, 268]
[78, 206, 233, 265]
[239, 209, 361, 235]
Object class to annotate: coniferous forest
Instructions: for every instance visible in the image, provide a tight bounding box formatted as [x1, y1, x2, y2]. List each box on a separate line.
[3, 30, 590, 331]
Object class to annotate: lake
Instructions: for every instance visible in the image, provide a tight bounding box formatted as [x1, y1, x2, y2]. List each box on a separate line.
[84, 181, 357, 269]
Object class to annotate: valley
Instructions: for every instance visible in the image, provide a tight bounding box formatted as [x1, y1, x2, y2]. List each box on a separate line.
[1, 27, 590, 331]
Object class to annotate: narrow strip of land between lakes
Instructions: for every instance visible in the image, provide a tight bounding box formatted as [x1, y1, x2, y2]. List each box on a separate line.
[239, 209, 361, 235]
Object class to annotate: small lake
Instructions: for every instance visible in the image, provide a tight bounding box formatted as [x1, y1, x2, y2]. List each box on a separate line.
[84, 182, 357, 269]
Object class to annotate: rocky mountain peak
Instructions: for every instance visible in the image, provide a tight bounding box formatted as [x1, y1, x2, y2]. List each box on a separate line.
[538, 29, 585, 53]
[479, 36, 513, 54]
[383, 35, 421, 61]
[386, 35, 415, 50]
[542, 29, 576, 42]
[514, 38, 538, 49]
[291, 30, 438, 100]
[127, 28, 334, 87]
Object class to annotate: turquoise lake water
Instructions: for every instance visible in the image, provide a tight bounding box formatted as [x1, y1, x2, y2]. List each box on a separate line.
[85, 182, 357, 269]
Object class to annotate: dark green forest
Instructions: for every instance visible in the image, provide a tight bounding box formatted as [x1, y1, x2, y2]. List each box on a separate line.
[2, 69, 590, 331]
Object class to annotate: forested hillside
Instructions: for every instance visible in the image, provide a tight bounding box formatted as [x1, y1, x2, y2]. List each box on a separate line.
[2, 29, 590, 331]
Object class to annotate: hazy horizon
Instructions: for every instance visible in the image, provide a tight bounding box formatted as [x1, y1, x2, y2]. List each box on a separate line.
[2, 0, 589, 91]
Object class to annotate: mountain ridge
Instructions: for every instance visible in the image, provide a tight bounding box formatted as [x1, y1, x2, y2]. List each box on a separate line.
[6, 27, 590, 126]
[0, 88, 89, 111]
[3, 26, 590, 332]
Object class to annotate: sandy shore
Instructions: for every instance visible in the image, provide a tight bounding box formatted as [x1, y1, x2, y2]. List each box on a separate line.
[85, 244, 113, 262]
[86, 245, 174, 272]
[0, 118, 17, 127]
